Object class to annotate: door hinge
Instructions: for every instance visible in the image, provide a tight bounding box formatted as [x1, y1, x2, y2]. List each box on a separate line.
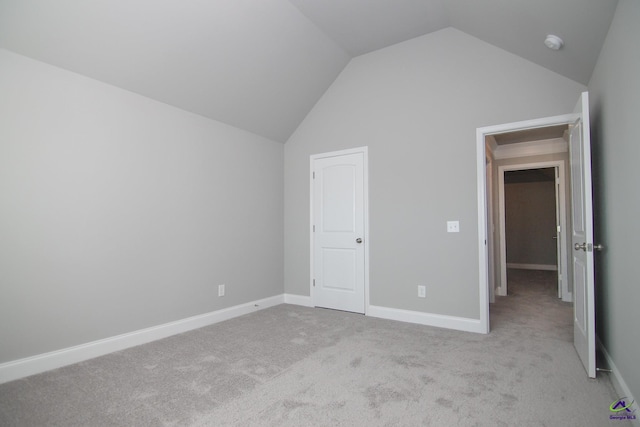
[313, 279, 316, 287]
[313, 171, 315, 179]
[313, 225, 315, 232]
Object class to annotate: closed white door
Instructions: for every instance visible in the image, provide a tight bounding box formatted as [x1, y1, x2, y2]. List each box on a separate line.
[569, 92, 597, 378]
[311, 150, 366, 314]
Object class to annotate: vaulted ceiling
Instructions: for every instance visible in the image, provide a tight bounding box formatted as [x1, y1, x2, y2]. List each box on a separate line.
[0, 0, 618, 142]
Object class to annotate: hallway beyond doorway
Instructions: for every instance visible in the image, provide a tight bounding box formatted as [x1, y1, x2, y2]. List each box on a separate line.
[491, 268, 572, 339]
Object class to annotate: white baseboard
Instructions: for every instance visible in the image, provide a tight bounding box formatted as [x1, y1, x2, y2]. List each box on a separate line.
[284, 293, 314, 307]
[506, 263, 557, 271]
[596, 336, 640, 426]
[0, 294, 284, 384]
[283, 298, 484, 334]
[0, 295, 500, 384]
[561, 292, 573, 303]
[368, 305, 484, 334]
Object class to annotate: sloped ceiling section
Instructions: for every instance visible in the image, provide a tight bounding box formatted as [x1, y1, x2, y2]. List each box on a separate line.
[0, 0, 350, 142]
[444, 0, 618, 86]
[290, 0, 618, 84]
[288, 0, 450, 56]
[0, 0, 618, 142]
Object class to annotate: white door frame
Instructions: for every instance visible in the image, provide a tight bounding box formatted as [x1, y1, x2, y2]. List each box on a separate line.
[496, 161, 570, 302]
[476, 114, 575, 333]
[486, 155, 495, 304]
[310, 146, 370, 314]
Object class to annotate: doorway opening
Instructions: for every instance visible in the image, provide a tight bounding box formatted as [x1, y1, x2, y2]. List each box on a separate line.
[476, 93, 596, 377]
[503, 168, 560, 296]
[475, 114, 575, 333]
[486, 127, 571, 305]
[497, 162, 570, 302]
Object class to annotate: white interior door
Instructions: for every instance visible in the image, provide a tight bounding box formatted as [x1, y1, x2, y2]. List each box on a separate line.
[569, 92, 596, 378]
[311, 150, 366, 314]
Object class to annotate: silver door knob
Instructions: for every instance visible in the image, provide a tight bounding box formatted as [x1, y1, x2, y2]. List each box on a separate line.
[574, 242, 587, 251]
[593, 244, 604, 251]
[356, 238, 363, 244]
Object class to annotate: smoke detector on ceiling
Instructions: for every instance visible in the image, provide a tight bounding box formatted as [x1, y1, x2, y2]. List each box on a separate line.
[544, 35, 564, 50]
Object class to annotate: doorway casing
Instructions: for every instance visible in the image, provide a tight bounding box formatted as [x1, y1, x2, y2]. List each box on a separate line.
[476, 113, 576, 333]
[497, 161, 570, 302]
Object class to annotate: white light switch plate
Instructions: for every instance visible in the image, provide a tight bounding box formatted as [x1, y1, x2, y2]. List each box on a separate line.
[418, 285, 426, 298]
[447, 221, 460, 233]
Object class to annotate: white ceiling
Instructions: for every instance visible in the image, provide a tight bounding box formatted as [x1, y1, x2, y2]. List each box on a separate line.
[0, 0, 618, 142]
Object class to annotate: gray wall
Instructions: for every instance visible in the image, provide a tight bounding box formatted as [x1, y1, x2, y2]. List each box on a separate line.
[505, 177, 557, 266]
[0, 49, 284, 363]
[588, 0, 640, 402]
[284, 28, 585, 320]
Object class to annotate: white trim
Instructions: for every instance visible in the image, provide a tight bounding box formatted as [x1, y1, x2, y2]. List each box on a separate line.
[476, 114, 576, 333]
[368, 305, 484, 334]
[476, 131, 490, 333]
[363, 149, 370, 315]
[492, 138, 568, 160]
[497, 160, 569, 301]
[309, 147, 370, 315]
[479, 114, 577, 136]
[284, 293, 314, 307]
[0, 295, 284, 384]
[485, 149, 496, 303]
[506, 263, 558, 271]
[597, 337, 640, 427]
[486, 153, 495, 304]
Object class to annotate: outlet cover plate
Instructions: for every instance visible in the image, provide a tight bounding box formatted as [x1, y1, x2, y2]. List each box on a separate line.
[218, 284, 225, 297]
[418, 285, 426, 298]
[447, 221, 460, 233]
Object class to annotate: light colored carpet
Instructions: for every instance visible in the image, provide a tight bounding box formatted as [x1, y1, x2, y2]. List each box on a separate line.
[0, 269, 626, 426]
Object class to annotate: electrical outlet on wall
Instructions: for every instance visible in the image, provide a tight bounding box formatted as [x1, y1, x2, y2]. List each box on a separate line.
[418, 285, 426, 298]
[218, 284, 225, 297]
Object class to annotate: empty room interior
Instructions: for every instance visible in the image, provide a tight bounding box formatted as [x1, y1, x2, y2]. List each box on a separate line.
[1, 0, 638, 425]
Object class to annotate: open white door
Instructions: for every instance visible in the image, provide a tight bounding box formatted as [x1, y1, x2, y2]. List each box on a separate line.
[311, 149, 367, 314]
[569, 92, 597, 378]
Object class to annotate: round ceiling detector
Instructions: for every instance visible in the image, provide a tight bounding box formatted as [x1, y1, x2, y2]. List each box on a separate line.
[544, 34, 564, 50]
